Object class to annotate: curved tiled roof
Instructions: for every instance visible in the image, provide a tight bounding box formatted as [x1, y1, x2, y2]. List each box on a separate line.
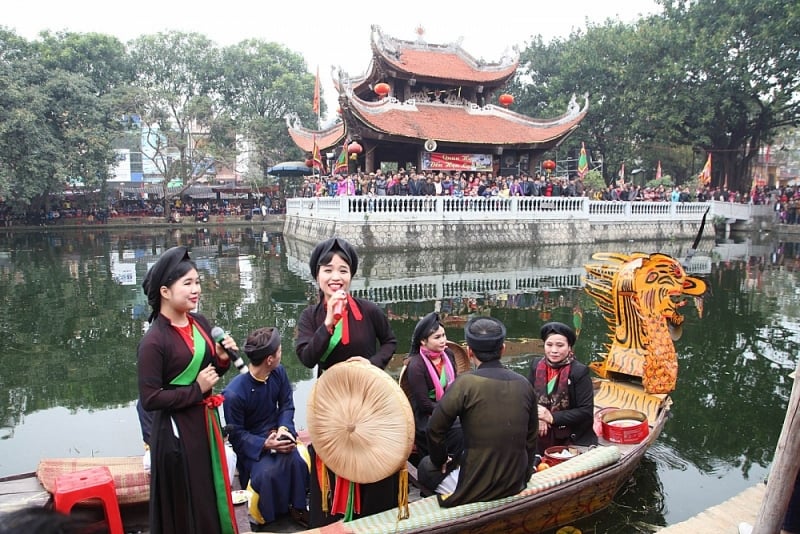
[370, 25, 518, 85]
[285, 116, 346, 153]
[344, 95, 588, 146]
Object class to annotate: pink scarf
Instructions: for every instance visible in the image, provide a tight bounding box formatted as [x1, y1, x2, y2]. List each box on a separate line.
[420, 347, 455, 401]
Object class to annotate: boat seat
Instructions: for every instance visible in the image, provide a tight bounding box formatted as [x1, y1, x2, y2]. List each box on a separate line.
[52, 466, 124, 534]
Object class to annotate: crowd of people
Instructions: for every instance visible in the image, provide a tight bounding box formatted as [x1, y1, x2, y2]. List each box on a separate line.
[124, 237, 615, 534]
[295, 168, 784, 207]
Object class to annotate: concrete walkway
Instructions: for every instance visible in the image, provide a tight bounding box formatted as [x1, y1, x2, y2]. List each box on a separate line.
[658, 483, 765, 533]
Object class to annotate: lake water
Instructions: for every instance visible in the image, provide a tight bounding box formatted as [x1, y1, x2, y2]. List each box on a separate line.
[0, 226, 798, 532]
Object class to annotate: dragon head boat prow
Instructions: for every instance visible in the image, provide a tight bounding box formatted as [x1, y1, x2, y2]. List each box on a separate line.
[584, 252, 707, 394]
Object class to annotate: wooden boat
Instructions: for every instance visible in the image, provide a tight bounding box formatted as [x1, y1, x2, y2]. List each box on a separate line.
[2, 252, 705, 534]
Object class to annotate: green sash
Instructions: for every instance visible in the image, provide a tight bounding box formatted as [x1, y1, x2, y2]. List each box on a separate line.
[320, 320, 343, 363]
[170, 325, 205, 386]
[168, 325, 238, 534]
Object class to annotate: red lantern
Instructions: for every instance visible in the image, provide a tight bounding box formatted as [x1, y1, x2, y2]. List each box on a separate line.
[542, 159, 556, 171]
[374, 82, 391, 97]
[347, 141, 363, 155]
[305, 158, 314, 168]
[498, 93, 514, 107]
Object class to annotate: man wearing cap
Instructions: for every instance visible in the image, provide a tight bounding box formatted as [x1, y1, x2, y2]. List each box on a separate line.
[223, 327, 310, 530]
[417, 316, 538, 506]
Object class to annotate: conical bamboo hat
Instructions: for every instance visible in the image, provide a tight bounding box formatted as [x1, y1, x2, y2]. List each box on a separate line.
[307, 360, 414, 483]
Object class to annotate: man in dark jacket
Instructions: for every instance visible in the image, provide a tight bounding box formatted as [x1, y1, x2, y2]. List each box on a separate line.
[417, 317, 538, 507]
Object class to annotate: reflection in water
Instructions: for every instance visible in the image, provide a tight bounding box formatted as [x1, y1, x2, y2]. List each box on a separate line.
[0, 228, 797, 529]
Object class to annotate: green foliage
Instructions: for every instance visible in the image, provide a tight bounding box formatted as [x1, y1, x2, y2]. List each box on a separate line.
[646, 177, 674, 189]
[512, 0, 800, 193]
[0, 30, 128, 207]
[582, 170, 606, 192]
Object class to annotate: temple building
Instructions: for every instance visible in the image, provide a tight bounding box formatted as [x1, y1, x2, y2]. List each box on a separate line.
[286, 25, 587, 177]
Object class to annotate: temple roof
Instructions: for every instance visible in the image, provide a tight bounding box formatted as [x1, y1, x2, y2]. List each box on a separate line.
[343, 93, 588, 147]
[368, 25, 518, 85]
[285, 117, 346, 153]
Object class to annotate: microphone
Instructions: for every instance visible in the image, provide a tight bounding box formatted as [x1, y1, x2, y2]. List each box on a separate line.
[333, 301, 344, 321]
[211, 327, 247, 374]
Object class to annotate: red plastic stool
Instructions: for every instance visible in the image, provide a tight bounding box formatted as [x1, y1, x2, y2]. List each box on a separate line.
[53, 466, 124, 534]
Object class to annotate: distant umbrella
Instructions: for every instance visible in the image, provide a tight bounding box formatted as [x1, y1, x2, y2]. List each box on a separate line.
[267, 161, 312, 176]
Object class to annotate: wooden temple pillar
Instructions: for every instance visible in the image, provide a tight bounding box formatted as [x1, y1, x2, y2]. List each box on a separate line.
[364, 142, 375, 174]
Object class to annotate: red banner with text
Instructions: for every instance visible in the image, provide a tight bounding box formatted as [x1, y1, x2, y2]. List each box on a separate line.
[421, 152, 493, 172]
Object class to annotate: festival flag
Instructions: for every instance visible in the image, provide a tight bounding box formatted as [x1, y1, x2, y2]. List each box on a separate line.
[312, 66, 320, 116]
[655, 161, 662, 181]
[577, 142, 588, 178]
[618, 162, 625, 184]
[699, 153, 712, 185]
[311, 135, 325, 174]
[333, 139, 348, 175]
[723, 173, 728, 189]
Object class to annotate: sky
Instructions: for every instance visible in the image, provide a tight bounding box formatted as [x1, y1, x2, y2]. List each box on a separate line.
[4, 0, 660, 119]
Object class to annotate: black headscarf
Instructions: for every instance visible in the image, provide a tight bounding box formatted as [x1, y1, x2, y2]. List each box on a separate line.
[409, 312, 442, 355]
[540, 321, 577, 347]
[142, 246, 192, 322]
[308, 237, 358, 279]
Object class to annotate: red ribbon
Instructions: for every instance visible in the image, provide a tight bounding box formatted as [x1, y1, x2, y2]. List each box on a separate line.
[203, 393, 225, 409]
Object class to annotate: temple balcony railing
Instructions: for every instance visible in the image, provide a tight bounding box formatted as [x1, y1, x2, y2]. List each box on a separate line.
[286, 196, 724, 223]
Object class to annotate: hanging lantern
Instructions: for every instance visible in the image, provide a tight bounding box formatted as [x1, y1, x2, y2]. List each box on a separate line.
[374, 82, 391, 97]
[542, 159, 556, 171]
[305, 158, 314, 168]
[498, 93, 514, 107]
[347, 141, 363, 155]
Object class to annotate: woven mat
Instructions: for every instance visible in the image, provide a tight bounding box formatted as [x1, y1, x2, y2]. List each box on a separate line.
[36, 456, 149, 505]
[344, 445, 621, 534]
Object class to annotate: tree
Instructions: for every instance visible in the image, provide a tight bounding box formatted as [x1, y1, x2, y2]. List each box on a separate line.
[513, 22, 646, 183]
[652, 0, 800, 192]
[0, 30, 126, 209]
[127, 32, 238, 215]
[512, 1, 800, 192]
[216, 40, 318, 180]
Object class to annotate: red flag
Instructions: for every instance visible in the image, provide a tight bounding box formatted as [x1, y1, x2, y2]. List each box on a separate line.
[655, 161, 662, 180]
[311, 135, 325, 173]
[312, 66, 320, 116]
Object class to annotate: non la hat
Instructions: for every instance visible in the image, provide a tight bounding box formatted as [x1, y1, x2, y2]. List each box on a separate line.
[142, 246, 191, 322]
[540, 321, 577, 346]
[308, 237, 358, 278]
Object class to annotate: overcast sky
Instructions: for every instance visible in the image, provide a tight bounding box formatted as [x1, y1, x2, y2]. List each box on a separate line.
[4, 0, 660, 118]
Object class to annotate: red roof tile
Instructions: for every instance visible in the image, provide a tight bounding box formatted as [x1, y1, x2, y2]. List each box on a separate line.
[288, 122, 346, 153]
[371, 26, 518, 84]
[346, 97, 587, 146]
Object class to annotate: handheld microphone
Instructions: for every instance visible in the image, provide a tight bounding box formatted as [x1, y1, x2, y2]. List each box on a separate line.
[333, 301, 344, 321]
[211, 327, 247, 374]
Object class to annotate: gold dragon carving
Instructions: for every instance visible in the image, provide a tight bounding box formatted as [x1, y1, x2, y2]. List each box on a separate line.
[584, 252, 707, 394]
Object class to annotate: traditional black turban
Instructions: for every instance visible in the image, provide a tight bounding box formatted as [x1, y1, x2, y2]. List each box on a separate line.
[308, 237, 358, 278]
[142, 246, 191, 322]
[540, 321, 577, 347]
[410, 312, 442, 354]
[464, 316, 506, 356]
[243, 327, 282, 365]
